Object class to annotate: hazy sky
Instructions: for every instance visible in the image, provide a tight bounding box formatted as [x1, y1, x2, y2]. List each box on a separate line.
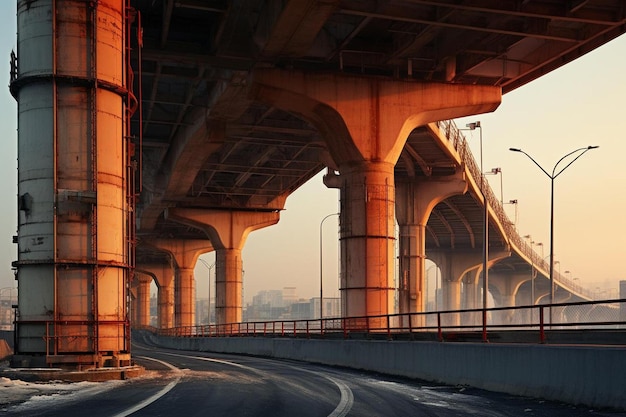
[0, 3, 624, 305]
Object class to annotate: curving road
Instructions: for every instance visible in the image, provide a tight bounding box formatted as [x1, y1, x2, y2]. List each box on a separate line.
[3, 342, 625, 416]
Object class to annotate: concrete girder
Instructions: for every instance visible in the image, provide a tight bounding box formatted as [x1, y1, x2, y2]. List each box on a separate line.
[260, 0, 340, 57]
[139, 72, 256, 231]
[250, 69, 500, 321]
[396, 173, 468, 318]
[166, 208, 280, 324]
[250, 69, 502, 165]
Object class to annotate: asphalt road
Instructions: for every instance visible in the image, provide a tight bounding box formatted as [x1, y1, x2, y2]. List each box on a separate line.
[3, 342, 626, 417]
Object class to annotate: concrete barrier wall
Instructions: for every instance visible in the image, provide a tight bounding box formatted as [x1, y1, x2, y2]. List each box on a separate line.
[143, 333, 626, 411]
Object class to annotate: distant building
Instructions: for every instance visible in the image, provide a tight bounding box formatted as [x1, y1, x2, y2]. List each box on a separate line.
[310, 297, 341, 319]
[282, 287, 298, 305]
[252, 290, 284, 308]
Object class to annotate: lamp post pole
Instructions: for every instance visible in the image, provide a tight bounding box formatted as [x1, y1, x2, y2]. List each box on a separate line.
[320, 213, 339, 323]
[506, 199, 518, 228]
[465, 121, 488, 341]
[510, 146, 599, 324]
[523, 235, 534, 310]
[486, 167, 503, 206]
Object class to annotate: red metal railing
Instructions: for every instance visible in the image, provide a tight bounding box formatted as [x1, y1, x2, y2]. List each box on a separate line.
[151, 299, 626, 344]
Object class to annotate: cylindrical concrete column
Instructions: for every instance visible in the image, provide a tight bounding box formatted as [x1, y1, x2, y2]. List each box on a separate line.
[158, 284, 174, 329]
[215, 249, 243, 325]
[13, 0, 130, 366]
[175, 268, 195, 327]
[340, 161, 395, 322]
[137, 276, 152, 327]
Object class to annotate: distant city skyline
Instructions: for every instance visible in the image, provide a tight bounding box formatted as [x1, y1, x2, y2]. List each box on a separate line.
[1, 3, 624, 309]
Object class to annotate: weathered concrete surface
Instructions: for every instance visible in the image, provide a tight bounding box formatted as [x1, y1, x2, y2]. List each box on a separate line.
[140, 331, 626, 411]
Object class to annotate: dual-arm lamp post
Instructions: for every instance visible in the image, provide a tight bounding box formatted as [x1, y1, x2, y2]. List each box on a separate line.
[509, 146, 598, 323]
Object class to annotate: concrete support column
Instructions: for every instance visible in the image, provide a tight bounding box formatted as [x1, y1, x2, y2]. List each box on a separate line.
[158, 281, 175, 329]
[463, 268, 480, 310]
[135, 274, 152, 327]
[429, 251, 482, 326]
[138, 263, 174, 329]
[166, 208, 280, 325]
[339, 162, 396, 319]
[490, 273, 528, 324]
[463, 268, 481, 326]
[215, 249, 243, 324]
[251, 69, 501, 323]
[176, 267, 196, 327]
[146, 239, 213, 328]
[396, 174, 467, 324]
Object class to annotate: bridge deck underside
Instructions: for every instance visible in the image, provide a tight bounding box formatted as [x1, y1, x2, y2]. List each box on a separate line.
[132, 0, 625, 297]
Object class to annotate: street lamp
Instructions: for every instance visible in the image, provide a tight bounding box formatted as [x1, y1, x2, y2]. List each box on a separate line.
[535, 242, 544, 259]
[485, 167, 503, 206]
[505, 199, 518, 228]
[510, 145, 599, 323]
[320, 213, 339, 322]
[463, 121, 488, 340]
[197, 258, 215, 325]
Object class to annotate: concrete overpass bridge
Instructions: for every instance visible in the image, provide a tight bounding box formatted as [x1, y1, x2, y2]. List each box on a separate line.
[10, 0, 625, 367]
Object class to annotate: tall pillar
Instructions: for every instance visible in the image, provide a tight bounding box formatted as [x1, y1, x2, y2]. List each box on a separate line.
[175, 267, 196, 327]
[463, 268, 480, 310]
[166, 209, 280, 325]
[11, 0, 133, 367]
[134, 273, 152, 327]
[138, 263, 175, 329]
[396, 174, 467, 324]
[462, 267, 481, 326]
[251, 69, 501, 321]
[147, 239, 213, 327]
[429, 251, 483, 326]
[490, 273, 528, 324]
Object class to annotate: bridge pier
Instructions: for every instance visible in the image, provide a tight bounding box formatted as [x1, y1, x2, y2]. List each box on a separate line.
[137, 263, 175, 329]
[166, 208, 280, 325]
[251, 69, 500, 321]
[462, 267, 481, 325]
[490, 273, 529, 325]
[396, 174, 467, 326]
[132, 273, 153, 327]
[147, 239, 213, 327]
[429, 251, 482, 326]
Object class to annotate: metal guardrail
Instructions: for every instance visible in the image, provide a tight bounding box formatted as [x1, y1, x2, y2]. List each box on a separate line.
[435, 120, 595, 300]
[153, 299, 626, 345]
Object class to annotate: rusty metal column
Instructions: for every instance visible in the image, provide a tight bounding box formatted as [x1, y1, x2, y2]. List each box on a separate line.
[12, 0, 131, 367]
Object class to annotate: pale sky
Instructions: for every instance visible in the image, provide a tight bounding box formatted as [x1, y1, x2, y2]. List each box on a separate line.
[0, 3, 624, 305]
